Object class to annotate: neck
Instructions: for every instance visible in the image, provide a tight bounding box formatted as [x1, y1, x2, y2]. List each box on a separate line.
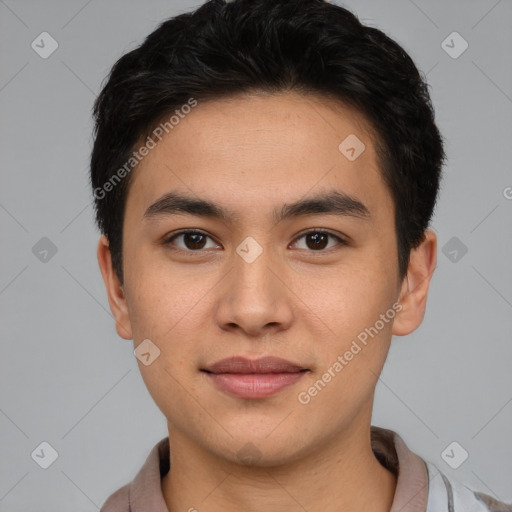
[162, 420, 397, 512]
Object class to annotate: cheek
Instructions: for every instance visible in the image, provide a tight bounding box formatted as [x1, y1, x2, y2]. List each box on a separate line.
[124, 264, 209, 418]
[123, 243, 210, 337]
[294, 252, 396, 331]
[123, 254, 220, 394]
[295, 273, 396, 416]
[292, 253, 398, 389]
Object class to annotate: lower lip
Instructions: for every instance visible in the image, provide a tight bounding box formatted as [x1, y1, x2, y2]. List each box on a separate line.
[204, 371, 307, 399]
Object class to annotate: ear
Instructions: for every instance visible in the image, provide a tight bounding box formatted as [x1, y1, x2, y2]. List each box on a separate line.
[97, 235, 133, 340]
[392, 229, 437, 336]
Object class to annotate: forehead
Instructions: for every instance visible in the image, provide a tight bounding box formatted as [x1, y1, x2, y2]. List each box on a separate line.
[125, 91, 392, 226]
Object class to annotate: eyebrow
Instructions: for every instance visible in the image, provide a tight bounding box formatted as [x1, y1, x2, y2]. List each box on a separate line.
[142, 189, 371, 225]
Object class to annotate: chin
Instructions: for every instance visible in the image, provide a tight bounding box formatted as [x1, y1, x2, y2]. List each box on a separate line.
[216, 431, 314, 468]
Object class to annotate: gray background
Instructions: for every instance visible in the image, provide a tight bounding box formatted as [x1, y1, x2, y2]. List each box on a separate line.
[1, 0, 511, 510]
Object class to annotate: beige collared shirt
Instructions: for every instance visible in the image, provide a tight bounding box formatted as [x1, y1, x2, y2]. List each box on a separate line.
[100, 426, 512, 512]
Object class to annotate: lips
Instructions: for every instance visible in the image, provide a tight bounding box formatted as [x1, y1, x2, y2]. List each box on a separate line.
[202, 356, 309, 399]
[202, 356, 306, 374]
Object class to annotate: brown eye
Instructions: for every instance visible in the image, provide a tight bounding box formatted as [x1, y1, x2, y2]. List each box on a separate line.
[164, 230, 220, 251]
[292, 230, 345, 251]
[181, 233, 207, 250]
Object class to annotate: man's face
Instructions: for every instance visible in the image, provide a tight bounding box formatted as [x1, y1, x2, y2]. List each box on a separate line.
[111, 91, 407, 464]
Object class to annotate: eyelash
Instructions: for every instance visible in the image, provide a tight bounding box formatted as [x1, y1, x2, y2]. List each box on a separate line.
[162, 229, 347, 254]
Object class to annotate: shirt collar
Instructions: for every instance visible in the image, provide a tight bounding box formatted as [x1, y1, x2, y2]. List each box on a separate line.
[128, 426, 429, 512]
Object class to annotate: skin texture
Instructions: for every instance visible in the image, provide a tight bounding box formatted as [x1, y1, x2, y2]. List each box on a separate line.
[97, 91, 437, 512]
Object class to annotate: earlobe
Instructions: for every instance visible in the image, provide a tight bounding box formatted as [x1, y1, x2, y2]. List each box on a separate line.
[96, 235, 133, 340]
[392, 229, 437, 337]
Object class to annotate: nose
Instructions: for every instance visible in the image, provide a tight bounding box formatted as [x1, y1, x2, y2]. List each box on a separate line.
[214, 241, 294, 337]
